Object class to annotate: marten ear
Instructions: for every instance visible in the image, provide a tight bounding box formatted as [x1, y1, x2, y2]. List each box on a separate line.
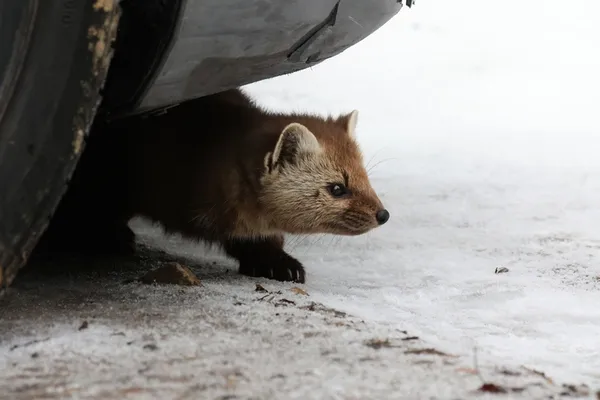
[340, 110, 359, 138]
[266, 123, 320, 172]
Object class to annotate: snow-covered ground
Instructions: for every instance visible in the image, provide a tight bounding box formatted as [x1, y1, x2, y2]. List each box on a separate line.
[243, 0, 600, 387]
[2, 0, 600, 398]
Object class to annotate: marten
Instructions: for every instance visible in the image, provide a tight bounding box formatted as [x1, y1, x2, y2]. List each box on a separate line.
[37, 88, 389, 283]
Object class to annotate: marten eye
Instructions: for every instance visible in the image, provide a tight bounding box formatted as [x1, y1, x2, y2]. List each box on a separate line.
[327, 183, 349, 198]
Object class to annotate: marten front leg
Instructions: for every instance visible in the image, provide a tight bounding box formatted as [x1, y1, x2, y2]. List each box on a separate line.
[222, 235, 306, 283]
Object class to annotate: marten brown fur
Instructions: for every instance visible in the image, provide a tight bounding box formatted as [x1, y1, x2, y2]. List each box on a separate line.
[36, 88, 389, 283]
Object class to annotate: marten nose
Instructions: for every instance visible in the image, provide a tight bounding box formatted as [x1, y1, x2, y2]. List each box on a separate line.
[376, 209, 390, 225]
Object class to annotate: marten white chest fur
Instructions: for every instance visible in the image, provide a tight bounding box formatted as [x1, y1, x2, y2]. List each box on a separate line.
[39, 89, 389, 283]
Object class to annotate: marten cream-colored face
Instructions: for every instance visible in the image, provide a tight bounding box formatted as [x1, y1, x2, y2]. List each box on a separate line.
[259, 110, 389, 236]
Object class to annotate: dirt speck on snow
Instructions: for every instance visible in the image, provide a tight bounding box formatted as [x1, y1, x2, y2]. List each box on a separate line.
[135, 262, 201, 286]
[364, 338, 395, 350]
[291, 287, 309, 296]
[405, 348, 456, 357]
[255, 283, 268, 293]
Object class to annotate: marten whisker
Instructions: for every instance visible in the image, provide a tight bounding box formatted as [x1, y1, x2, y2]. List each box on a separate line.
[366, 157, 400, 175]
[365, 147, 387, 170]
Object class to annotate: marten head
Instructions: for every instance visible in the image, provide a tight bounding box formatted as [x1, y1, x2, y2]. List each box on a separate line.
[260, 110, 389, 236]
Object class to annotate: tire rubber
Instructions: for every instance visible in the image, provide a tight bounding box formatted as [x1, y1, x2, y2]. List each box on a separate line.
[0, 0, 121, 292]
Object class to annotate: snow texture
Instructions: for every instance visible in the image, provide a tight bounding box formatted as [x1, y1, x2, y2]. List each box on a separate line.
[2, 0, 600, 398]
[0, 231, 588, 399]
[244, 0, 600, 388]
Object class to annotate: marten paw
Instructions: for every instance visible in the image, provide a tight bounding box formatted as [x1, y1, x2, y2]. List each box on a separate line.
[238, 255, 306, 283]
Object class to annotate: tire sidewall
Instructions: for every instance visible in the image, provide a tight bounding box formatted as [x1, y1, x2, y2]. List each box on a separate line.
[0, 0, 121, 289]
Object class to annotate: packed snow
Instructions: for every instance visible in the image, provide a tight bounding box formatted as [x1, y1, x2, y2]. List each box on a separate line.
[243, 0, 600, 387]
[3, 0, 600, 397]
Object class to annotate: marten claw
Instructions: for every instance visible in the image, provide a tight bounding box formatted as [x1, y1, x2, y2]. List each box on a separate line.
[238, 256, 305, 284]
[273, 257, 305, 283]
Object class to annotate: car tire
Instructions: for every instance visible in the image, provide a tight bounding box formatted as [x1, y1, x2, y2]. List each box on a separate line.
[0, 0, 121, 291]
